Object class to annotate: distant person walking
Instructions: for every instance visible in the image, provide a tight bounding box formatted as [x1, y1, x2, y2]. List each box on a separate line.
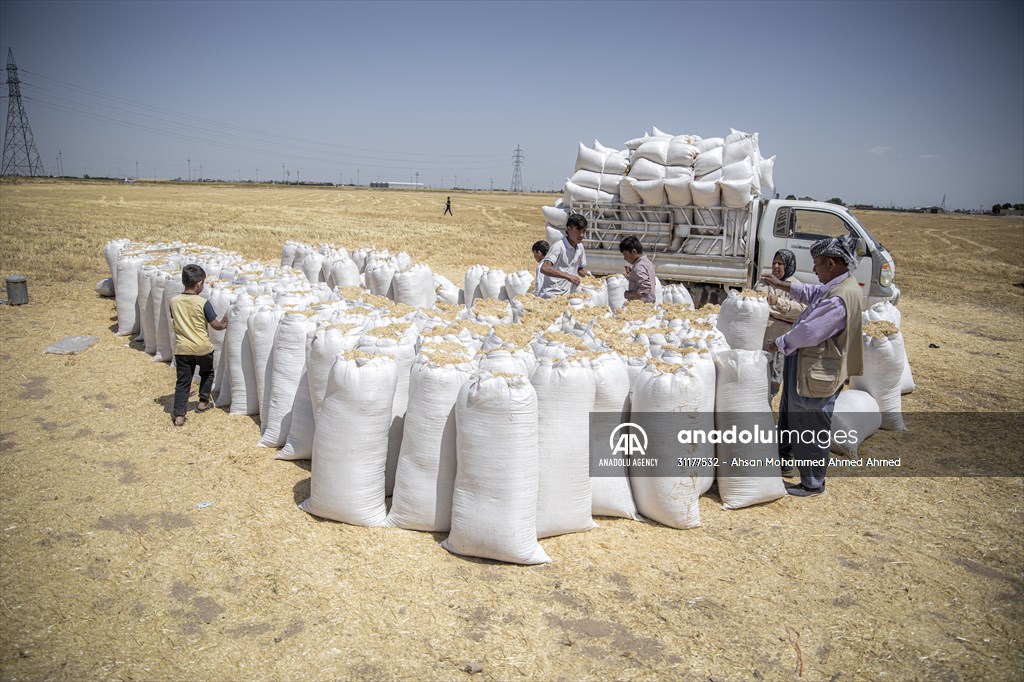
[443, 196, 452, 216]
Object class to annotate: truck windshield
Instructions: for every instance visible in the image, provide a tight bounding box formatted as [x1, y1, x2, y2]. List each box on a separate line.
[844, 209, 883, 250]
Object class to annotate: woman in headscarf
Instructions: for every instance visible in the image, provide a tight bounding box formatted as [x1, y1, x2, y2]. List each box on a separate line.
[755, 249, 806, 397]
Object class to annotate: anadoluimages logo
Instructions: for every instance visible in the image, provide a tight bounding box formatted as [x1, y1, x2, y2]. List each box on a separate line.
[609, 422, 649, 457]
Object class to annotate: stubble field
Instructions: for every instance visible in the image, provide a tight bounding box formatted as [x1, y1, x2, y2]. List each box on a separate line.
[0, 180, 1022, 681]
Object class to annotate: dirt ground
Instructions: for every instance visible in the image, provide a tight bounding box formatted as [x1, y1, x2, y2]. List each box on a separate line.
[1, 180, 1021, 681]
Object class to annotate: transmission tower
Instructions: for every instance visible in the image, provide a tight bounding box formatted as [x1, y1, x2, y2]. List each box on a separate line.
[1, 49, 45, 177]
[510, 144, 524, 193]
[940, 194, 947, 212]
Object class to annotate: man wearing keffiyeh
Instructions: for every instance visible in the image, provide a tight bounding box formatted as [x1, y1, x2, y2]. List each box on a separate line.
[759, 235, 864, 497]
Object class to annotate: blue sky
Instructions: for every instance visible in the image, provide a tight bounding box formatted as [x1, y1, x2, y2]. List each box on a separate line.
[2, 0, 1021, 209]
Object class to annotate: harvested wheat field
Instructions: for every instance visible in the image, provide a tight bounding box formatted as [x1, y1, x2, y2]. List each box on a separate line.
[1, 179, 1022, 681]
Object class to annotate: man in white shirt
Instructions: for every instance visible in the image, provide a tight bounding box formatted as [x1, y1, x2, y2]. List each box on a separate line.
[537, 213, 591, 298]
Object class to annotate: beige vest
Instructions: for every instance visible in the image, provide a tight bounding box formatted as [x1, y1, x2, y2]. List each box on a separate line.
[796, 275, 864, 398]
[170, 293, 215, 356]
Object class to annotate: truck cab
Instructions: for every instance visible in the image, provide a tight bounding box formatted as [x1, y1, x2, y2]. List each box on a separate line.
[760, 200, 898, 307]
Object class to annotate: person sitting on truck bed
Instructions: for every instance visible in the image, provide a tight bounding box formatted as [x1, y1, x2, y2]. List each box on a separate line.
[620, 236, 655, 303]
[760, 236, 863, 498]
[754, 249, 806, 398]
[537, 213, 590, 298]
[531, 240, 549, 296]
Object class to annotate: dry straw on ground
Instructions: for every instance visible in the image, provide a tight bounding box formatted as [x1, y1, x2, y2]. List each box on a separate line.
[1, 180, 1022, 680]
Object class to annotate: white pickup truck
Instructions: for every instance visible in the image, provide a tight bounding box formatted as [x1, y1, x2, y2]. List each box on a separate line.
[566, 197, 898, 308]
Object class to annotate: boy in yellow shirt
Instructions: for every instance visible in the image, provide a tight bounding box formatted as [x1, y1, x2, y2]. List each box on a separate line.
[169, 265, 228, 426]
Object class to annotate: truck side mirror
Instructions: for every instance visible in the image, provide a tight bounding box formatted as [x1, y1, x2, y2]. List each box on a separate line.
[855, 238, 868, 257]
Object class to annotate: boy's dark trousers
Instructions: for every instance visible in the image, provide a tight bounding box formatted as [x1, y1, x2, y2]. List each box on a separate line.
[173, 353, 215, 418]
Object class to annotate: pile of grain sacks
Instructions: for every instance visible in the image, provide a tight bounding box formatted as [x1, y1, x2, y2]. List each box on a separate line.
[542, 126, 776, 256]
[102, 236, 905, 565]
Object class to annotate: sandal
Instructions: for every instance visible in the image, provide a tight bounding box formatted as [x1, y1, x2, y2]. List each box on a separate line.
[196, 401, 213, 413]
[173, 415, 186, 427]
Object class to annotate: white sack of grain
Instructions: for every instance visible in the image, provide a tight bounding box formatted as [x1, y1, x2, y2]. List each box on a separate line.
[478, 268, 507, 300]
[693, 146, 724, 177]
[505, 270, 534, 300]
[206, 285, 233, 391]
[433, 274, 462, 306]
[299, 354, 398, 526]
[281, 241, 298, 268]
[328, 257, 361, 289]
[690, 179, 721, 208]
[386, 355, 475, 532]
[759, 155, 776, 199]
[664, 176, 694, 207]
[634, 178, 667, 206]
[634, 137, 671, 165]
[226, 296, 260, 416]
[628, 158, 668, 181]
[619, 176, 643, 205]
[830, 389, 882, 457]
[662, 284, 694, 307]
[366, 261, 395, 299]
[95, 278, 115, 298]
[545, 224, 566, 245]
[258, 313, 315, 448]
[135, 265, 156, 347]
[713, 350, 787, 509]
[542, 204, 569, 228]
[477, 348, 531, 376]
[104, 239, 131, 284]
[531, 357, 597, 538]
[156, 276, 184, 364]
[589, 354, 639, 520]
[564, 180, 615, 205]
[629, 362, 714, 529]
[249, 305, 284, 424]
[570, 169, 625, 195]
[307, 323, 365, 419]
[716, 290, 770, 351]
[278, 370, 314, 460]
[114, 255, 146, 336]
[393, 264, 433, 308]
[357, 330, 418, 497]
[666, 140, 699, 167]
[606, 274, 627, 310]
[722, 129, 759, 166]
[349, 247, 369, 273]
[721, 177, 755, 208]
[865, 301, 903, 329]
[443, 372, 550, 564]
[575, 142, 629, 175]
[850, 328, 907, 430]
[300, 251, 325, 284]
[696, 137, 724, 153]
[464, 264, 489, 309]
[863, 302, 914, 394]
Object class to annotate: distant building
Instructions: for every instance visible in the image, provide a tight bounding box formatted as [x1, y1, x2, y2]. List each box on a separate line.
[920, 206, 944, 214]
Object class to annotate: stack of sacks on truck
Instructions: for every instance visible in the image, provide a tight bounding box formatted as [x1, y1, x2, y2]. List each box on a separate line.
[104, 239, 800, 566]
[540, 127, 776, 256]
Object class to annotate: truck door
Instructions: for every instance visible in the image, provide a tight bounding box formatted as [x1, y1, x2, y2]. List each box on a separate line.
[775, 207, 873, 296]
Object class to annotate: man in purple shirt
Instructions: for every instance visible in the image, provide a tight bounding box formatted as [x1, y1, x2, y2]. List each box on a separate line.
[760, 236, 864, 497]
[620, 236, 655, 303]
